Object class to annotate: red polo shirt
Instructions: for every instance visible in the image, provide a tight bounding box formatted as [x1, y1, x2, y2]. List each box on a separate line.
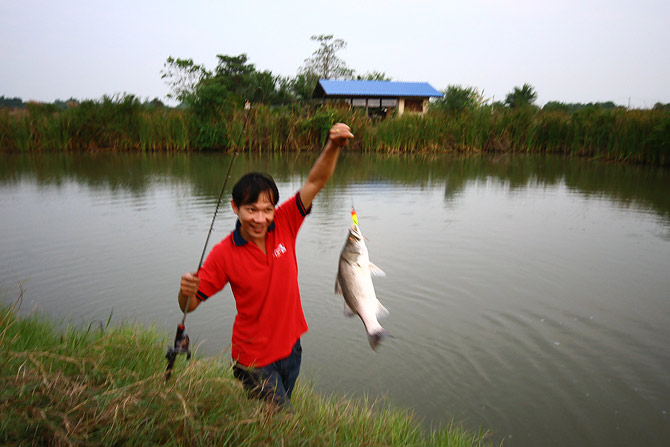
[195, 193, 310, 367]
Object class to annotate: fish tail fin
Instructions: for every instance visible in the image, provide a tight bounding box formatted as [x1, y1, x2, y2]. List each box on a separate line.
[367, 327, 393, 351]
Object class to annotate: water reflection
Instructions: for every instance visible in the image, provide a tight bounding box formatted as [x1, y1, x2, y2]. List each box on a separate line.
[2, 153, 669, 225]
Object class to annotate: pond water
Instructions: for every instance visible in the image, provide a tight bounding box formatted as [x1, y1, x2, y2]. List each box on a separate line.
[1, 152, 669, 447]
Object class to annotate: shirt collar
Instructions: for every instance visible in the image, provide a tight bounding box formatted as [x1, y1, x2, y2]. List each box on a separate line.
[232, 219, 275, 246]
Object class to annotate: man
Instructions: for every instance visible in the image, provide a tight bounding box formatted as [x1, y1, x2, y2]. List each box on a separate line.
[178, 122, 354, 407]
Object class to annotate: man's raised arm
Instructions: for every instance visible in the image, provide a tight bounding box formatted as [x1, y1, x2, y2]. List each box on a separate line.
[300, 122, 354, 209]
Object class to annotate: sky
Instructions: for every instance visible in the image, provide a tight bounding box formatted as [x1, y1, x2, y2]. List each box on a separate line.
[1, 0, 669, 108]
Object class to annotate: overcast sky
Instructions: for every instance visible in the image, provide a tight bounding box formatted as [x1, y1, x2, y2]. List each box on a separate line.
[1, 0, 668, 108]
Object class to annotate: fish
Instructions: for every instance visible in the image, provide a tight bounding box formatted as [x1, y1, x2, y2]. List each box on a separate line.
[335, 212, 391, 350]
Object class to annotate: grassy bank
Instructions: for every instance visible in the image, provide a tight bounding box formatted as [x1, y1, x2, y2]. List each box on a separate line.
[0, 303, 490, 446]
[2, 96, 667, 166]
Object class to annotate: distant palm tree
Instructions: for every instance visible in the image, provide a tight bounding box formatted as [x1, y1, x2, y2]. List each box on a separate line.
[505, 83, 538, 108]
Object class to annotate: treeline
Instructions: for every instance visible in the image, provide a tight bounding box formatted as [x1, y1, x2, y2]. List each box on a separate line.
[1, 94, 668, 166]
[0, 95, 166, 111]
[544, 101, 670, 113]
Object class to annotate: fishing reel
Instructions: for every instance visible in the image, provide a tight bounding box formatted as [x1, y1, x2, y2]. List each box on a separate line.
[165, 324, 191, 379]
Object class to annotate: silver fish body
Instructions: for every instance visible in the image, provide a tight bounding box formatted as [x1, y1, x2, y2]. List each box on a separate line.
[335, 223, 391, 350]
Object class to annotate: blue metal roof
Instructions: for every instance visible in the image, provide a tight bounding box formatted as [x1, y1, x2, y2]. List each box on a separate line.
[314, 79, 443, 98]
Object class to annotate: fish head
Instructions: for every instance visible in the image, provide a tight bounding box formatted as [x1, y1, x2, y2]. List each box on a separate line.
[342, 224, 367, 257]
[348, 223, 363, 242]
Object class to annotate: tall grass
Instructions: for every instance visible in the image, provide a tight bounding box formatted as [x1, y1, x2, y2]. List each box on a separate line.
[0, 96, 193, 152]
[0, 302, 492, 446]
[1, 97, 668, 165]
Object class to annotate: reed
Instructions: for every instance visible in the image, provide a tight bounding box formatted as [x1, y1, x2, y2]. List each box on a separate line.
[0, 303, 491, 446]
[1, 99, 668, 165]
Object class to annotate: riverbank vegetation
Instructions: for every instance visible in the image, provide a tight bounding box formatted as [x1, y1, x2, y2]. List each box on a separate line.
[0, 302, 490, 446]
[1, 34, 669, 165]
[1, 96, 668, 166]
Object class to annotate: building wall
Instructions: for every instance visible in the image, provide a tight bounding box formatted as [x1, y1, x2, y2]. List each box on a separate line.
[397, 98, 429, 116]
[322, 96, 429, 116]
[404, 99, 424, 113]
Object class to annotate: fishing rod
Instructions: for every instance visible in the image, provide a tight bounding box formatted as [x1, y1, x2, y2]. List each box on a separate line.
[165, 105, 253, 380]
[164, 152, 237, 380]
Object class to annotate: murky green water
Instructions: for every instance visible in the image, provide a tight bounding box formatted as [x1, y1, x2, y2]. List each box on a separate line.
[1, 152, 669, 446]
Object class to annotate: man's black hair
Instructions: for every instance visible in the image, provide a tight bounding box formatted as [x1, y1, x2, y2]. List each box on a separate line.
[232, 172, 279, 207]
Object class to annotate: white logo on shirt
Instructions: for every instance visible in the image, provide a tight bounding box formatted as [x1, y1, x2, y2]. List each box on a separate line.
[273, 243, 287, 259]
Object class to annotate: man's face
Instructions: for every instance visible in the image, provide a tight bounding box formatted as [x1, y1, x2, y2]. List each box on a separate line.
[232, 191, 275, 243]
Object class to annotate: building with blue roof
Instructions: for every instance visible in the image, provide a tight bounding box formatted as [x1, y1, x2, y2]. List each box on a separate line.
[313, 79, 443, 116]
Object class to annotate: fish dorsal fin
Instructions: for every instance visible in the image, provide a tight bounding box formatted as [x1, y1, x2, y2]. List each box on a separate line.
[344, 302, 356, 318]
[376, 302, 390, 319]
[369, 262, 386, 277]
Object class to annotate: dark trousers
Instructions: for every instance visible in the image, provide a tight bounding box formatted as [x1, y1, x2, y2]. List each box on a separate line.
[232, 339, 302, 407]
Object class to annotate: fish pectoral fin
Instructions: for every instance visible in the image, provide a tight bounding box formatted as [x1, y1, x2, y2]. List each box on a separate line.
[369, 263, 386, 277]
[335, 278, 343, 295]
[376, 302, 390, 319]
[344, 302, 356, 318]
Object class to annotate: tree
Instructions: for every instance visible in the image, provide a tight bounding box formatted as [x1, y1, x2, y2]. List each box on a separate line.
[271, 75, 297, 105]
[357, 71, 392, 81]
[213, 54, 256, 97]
[0, 96, 25, 109]
[146, 97, 165, 108]
[300, 34, 354, 80]
[505, 83, 538, 108]
[212, 54, 295, 105]
[161, 57, 210, 104]
[163, 53, 299, 108]
[433, 85, 485, 112]
[542, 101, 573, 113]
[543, 101, 620, 113]
[291, 72, 320, 103]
